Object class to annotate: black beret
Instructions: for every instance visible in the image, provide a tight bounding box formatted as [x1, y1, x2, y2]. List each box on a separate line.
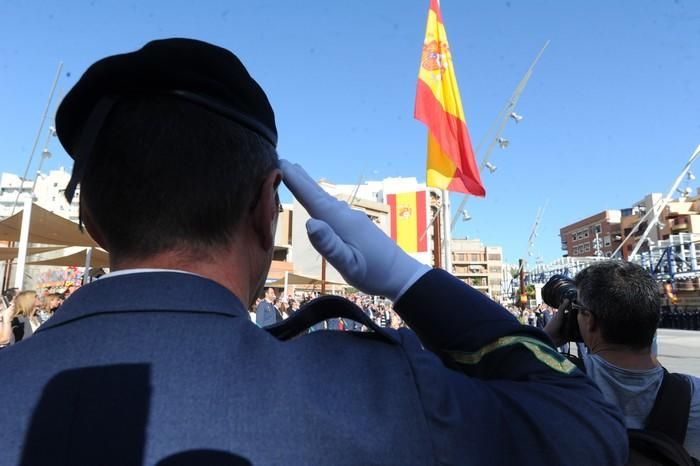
[56, 38, 277, 202]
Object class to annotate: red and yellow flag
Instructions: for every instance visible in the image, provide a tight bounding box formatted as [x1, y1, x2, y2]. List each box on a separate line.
[387, 191, 428, 253]
[415, 0, 485, 196]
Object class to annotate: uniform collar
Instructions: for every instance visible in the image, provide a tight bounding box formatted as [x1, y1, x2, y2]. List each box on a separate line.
[37, 271, 248, 333]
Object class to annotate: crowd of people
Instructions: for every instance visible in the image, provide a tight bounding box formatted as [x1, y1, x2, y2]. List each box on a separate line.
[2, 281, 409, 349]
[4, 281, 699, 348]
[0, 286, 70, 347]
[251, 287, 404, 331]
[660, 305, 700, 330]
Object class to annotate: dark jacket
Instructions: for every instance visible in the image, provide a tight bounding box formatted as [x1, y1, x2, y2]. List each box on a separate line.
[0, 270, 627, 465]
[255, 299, 280, 327]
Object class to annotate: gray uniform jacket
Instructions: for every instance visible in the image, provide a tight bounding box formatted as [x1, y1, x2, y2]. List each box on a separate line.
[0, 269, 627, 465]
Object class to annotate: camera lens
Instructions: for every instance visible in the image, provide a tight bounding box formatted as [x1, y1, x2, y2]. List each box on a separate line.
[542, 275, 578, 309]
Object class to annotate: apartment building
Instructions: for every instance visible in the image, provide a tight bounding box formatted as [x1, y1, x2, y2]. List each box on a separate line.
[451, 239, 504, 301]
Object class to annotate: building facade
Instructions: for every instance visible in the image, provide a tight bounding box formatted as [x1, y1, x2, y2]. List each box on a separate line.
[560, 210, 623, 258]
[290, 177, 505, 299]
[451, 239, 504, 301]
[0, 168, 79, 221]
[618, 193, 668, 260]
[291, 191, 391, 286]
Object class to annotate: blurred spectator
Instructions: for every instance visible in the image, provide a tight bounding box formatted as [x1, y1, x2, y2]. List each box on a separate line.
[0, 295, 16, 348]
[14, 291, 42, 340]
[256, 288, 281, 327]
[279, 301, 289, 320]
[38, 293, 63, 323]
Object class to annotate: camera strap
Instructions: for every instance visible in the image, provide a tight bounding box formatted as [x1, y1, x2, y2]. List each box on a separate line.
[645, 368, 691, 444]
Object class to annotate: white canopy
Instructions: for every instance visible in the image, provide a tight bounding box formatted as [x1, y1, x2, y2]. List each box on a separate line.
[0, 203, 99, 247]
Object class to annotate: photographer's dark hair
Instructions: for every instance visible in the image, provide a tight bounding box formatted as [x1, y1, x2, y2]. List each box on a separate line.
[79, 95, 279, 262]
[575, 261, 660, 348]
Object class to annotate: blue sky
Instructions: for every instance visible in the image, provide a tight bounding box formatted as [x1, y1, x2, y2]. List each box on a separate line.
[1, 0, 698, 264]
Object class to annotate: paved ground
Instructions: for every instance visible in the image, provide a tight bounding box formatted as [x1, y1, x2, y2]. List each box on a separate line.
[656, 328, 700, 375]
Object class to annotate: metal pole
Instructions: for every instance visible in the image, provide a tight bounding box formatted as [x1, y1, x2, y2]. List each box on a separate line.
[629, 144, 700, 258]
[10, 62, 63, 217]
[3, 62, 63, 290]
[14, 196, 33, 290]
[442, 189, 452, 273]
[689, 239, 698, 272]
[519, 258, 526, 310]
[679, 235, 687, 270]
[667, 246, 676, 277]
[432, 206, 442, 268]
[613, 197, 665, 259]
[283, 270, 289, 299]
[321, 257, 327, 295]
[451, 41, 550, 232]
[82, 247, 93, 285]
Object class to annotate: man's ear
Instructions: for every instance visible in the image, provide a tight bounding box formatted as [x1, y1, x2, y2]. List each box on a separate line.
[581, 311, 598, 334]
[80, 202, 109, 251]
[251, 168, 283, 251]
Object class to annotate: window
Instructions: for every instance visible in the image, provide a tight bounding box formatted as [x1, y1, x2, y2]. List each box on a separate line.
[604, 235, 611, 246]
[487, 253, 501, 261]
[583, 231, 589, 238]
[584, 243, 590, 252]
[594, 224, 602, 233]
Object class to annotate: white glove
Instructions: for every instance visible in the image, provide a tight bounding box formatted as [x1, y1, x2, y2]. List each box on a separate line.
[281, 159, 430, 302]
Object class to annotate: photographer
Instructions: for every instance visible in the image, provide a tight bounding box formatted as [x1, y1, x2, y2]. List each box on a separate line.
[544, 260, 700, 460]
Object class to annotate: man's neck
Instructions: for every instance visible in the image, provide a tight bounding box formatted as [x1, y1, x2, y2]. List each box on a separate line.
[590, 344, 658, 370]
[112, 248, 254, 308]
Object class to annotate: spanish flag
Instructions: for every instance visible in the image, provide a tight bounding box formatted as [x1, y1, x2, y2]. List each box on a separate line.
[387, 191, 428, 253]
[415, 0, 485, 196]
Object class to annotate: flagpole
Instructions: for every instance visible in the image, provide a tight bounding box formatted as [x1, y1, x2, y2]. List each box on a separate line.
[432, 200, 443, 268]
[442, 189, 452, 272]
[450, 41, 550, 232]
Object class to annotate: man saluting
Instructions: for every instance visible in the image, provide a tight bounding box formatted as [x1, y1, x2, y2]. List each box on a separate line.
[0, 38, 627, 465]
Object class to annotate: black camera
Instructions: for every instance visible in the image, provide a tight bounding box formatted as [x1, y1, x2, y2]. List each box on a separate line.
[542, 275, 583, 342]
